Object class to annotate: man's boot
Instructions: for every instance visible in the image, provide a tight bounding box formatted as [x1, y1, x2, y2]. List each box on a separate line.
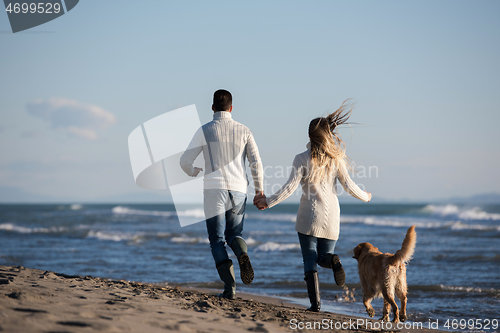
[304, 270, 320, 312]
[216, 259, 236, 299]
[318, 253, 345, 287]
[230, 237, 254, 284]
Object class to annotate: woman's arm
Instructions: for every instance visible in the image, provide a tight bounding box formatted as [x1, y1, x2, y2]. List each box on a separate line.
[337, 162, 371, 202]
[265, 154, 304, 209]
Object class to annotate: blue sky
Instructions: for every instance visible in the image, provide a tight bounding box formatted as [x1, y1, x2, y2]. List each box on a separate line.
[1, 1, 499, 203]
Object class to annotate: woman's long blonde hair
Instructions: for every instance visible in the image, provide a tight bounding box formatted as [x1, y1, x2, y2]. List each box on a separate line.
[307, 100, 353, 184]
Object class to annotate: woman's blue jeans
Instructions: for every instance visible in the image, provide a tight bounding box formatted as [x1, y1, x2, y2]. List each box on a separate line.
[204, 189, 247, 265]
[297, 232, 337, 273]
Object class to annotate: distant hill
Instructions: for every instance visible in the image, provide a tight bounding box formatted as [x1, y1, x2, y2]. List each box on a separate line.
[1, 186, 498, 204]
[338, 192, 500, 204]
[0, 186, 60, 203]
[0, 186, 173, 204]
[445, 192, 500, 204]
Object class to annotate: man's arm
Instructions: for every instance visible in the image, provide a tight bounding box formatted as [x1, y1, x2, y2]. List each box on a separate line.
[245, 132, 264, 194]
[180, 128, 204, 177]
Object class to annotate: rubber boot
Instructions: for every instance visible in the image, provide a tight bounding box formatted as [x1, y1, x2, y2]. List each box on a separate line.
[230, 237, 254, 284]
[318, 253, 345, 287]
[304, 270, 320, 312]
[216, 259, 236, 299]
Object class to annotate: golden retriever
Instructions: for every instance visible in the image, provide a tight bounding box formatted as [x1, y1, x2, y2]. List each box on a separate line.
[353, 225, 416, 323]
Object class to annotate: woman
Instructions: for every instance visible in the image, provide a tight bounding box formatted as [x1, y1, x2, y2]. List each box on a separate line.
[255, 100, 371, 312]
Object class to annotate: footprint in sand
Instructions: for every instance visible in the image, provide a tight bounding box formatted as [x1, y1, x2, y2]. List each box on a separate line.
[0, 273, 15, 284]
[57, 321, 91, 327]
[7, 291, 22, 299]
[13, 308, 48, 313]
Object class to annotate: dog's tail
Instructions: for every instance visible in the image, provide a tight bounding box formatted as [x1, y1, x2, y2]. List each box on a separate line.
[391, 225, 417, 265]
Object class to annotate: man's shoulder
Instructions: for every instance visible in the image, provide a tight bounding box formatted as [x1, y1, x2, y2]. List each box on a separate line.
[203, 118, 252, 134]
[231, 119, 252, 133]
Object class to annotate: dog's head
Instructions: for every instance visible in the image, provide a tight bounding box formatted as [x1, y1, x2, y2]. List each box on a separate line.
[353, 242, 378, 261]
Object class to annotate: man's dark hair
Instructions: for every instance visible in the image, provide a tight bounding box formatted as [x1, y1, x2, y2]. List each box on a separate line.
[213, 89, 232, 111]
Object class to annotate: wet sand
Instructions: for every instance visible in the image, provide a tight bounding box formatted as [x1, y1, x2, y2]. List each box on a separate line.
[0, 265, 446, 332]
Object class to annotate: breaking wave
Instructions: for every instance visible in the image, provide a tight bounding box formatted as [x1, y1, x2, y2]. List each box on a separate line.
[253, 242, 300, 252]
[410, 284, 500, 296]
[0, 223, 67, 234]
[111, 206, 205, 218]
[87, 230, 141, 242]
[424, 204, 500, 221]
[339, 216, 500, 232]
[247, 213, 296, 222]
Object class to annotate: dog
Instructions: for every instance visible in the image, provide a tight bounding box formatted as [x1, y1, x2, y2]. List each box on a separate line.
[353, 225, 416, 323]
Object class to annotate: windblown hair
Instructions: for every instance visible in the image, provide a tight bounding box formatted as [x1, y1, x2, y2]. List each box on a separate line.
[307, 100, 354, 184]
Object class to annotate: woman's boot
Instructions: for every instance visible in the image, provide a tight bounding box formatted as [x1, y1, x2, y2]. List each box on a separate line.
[318, 253, 345, 287]
[216, 259, 236, 299]
[304, 270, 320, 312]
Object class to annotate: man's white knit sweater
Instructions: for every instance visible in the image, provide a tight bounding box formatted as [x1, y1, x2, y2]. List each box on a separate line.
[180, 111, 263, 194]
[266, 146, 370, 240]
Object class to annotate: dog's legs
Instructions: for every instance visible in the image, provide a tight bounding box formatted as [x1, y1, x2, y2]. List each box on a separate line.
[396, 267, 408, 322]
[380, 299, 391, 322]
[382, 288, 399, 323]
[363, 294, 375, 318]
[396, 285, 407, 322]
[396, 290, 407, 322]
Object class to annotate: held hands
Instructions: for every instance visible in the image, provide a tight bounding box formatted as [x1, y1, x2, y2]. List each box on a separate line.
[253, 191, 268, 210]
[192, 167, 203, 177]
[255, 198, 268, 210]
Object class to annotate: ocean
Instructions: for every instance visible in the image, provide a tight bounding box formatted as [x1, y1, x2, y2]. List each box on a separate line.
[1, 202, 499, 331]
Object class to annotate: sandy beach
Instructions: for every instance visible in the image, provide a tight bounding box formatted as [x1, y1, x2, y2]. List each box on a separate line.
[0, 265, 448, 333]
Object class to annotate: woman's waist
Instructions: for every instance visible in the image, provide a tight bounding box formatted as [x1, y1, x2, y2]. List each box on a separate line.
[299, 192, 339, 205]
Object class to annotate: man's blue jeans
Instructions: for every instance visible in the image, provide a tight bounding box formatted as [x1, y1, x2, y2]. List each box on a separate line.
[204, 189, 247, 265]
[297, 232, 337, 273]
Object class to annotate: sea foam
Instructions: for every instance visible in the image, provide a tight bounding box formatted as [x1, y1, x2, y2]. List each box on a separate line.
[253, 242, 300, 252]
[0, 223, 67, 234]
[424, 204, 500, 221]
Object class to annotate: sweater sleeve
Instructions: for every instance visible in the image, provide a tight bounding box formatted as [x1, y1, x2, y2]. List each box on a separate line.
[245, 132, 264, 192]
[265, 154, 304, 208]
[337, 163, 370, 202]
[179, 128, 204, 177]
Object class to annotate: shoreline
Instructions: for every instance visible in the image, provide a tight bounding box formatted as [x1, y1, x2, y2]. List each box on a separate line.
[0, 265, 446, 332]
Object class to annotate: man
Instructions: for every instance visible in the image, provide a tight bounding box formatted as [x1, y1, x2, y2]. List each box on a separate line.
[180, 89, 264, 299]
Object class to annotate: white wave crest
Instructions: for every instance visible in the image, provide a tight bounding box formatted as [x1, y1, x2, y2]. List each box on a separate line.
[424, 204, 500, 221]
[449, 221, 500, 231]
[439, 284, 500, 295]
[340, 215, 500, 232]
[87, 230, 140, 242]
[112, 206, 176, 217]
[340, 216, 445, 228]
[247, 213, 296, 222]
[0, 223, 66, 234]
[253, 242, 300, 252]
[112, 206, 205, 218]
[170, 235, 255, 245]
[70, 204, 82, 210]
[170, 236, 209, 244]
[177, 209, 205, 218]
[246, 237, 257, 245]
